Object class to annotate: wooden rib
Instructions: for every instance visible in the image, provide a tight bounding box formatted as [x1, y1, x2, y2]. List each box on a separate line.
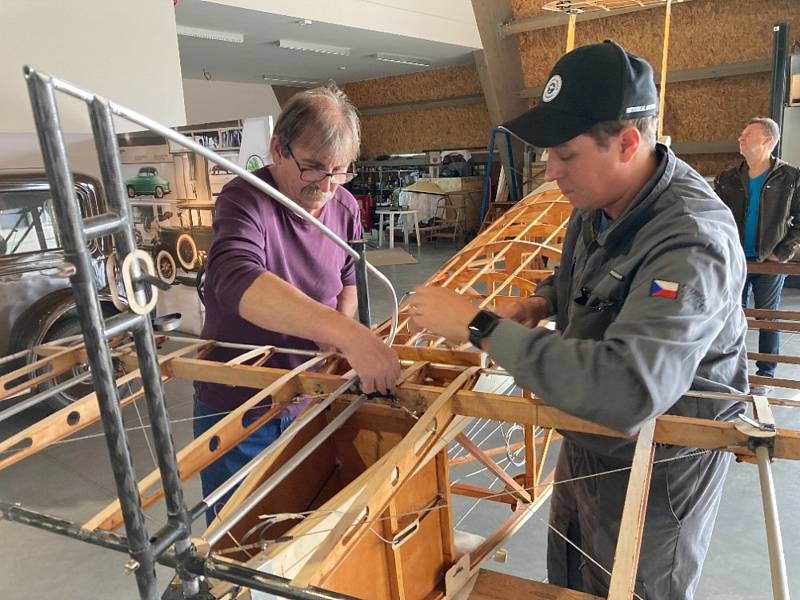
[450, 483, 519, 506]
[747, 320, 800, 333]
[747, 352, 800, 366]
[290, 366, 481, 588]
[745, 308, 800, 321]
[607, 418, 656, 599]
[0, 346, 86, 401]
[448, 441, 526, 466]
[454, 433, 531, 503]
[84, 352, 332, 531]
[224, 345, 275, 366]
[0, 341, 211, 471]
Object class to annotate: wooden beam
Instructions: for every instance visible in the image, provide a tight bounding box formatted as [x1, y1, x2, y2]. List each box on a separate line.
[671, 141, 739, 154]
[454, 433, 531, 503]
[450, 483, 519, 506]
[152, 355, 800, 461]
[607, 419, 656, 599]
[450, 393, 800, 461]
[467, 568, 602, 599]
[521, 60, 770, 99]
[748, 261, 800, 275]
[471, 1, 529, 127]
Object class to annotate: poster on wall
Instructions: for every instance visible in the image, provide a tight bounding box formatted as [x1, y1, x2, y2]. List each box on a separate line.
[237, 116, 274, 172]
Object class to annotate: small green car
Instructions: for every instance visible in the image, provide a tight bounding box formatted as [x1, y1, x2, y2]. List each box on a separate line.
[126, 167, 171, 199]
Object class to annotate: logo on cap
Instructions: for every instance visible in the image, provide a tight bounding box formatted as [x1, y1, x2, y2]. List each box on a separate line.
[542, 75, 562, 103]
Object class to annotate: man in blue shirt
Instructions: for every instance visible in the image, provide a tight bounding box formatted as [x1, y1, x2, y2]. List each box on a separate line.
[715, 117, 800, 393]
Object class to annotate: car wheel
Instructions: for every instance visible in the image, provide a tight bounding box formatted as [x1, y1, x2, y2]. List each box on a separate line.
[176, 233, 198, 270]
[127, 186, 136, 198]
[154, 186, 164, 199]
[155, 249, 176, 285]
[39, 315, 139, 410]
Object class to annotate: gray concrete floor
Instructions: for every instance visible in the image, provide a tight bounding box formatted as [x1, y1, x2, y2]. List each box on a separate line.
[1, 239, 799, 599]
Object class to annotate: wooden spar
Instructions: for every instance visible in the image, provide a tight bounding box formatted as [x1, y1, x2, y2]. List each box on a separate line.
[657, 0, 672, 140]
[0, 341, 212, 471]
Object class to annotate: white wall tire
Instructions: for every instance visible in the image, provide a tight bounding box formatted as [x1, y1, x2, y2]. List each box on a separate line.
[155, 249, 177, 285]
[176, 233, 198, 270]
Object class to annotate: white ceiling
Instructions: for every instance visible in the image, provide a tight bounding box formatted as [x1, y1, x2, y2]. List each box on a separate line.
[175, 0, 482, 85]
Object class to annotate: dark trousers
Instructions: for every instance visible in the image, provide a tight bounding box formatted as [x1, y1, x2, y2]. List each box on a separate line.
[742, 273, 787, 378]
[193, 397, 292, 525]
[547, 439, 731, 599]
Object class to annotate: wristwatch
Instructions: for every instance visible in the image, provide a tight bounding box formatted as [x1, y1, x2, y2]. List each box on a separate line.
[467, 310, 500, 349]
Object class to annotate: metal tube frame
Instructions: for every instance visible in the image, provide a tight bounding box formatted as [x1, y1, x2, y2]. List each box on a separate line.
[754, 445, 791, 600]
[25, 67, 160, 600]
[350, 238, 372, 327]
[22, 64, 375, 599]
[0, 502, 356, 600]
[769, 22, 790, 157]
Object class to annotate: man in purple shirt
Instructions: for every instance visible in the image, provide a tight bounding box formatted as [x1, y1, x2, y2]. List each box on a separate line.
[194, 84, 401, 520]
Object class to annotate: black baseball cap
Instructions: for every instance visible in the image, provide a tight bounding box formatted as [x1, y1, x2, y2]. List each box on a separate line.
[503, 40, 658, 148]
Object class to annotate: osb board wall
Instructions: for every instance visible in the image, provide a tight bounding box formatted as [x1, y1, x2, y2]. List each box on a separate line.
[663, 72, 771, 141]
[511, 0, 799, 175]
[358, 103, 491, 157]
[340, 64, 491, 158]
[340, 64, 482, 109]
[513, 0, 799, 85]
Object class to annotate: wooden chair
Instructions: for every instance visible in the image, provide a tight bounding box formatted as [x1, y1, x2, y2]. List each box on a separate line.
[430, 193, 466, 246]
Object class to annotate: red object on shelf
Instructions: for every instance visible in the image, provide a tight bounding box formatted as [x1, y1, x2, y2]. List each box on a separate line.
[354, 194, 372, 231]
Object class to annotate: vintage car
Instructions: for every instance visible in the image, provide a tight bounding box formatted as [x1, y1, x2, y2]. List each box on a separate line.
[0, 172, 123, 408]
[125, 166, 171, 199]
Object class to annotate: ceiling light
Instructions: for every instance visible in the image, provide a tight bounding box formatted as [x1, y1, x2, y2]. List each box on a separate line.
[295, 19, 313, 26]
[373, 53, 431, 68]
[278, 39, 350, 56]
[262, 75, 321, 87]
[177, 25, 244, 44]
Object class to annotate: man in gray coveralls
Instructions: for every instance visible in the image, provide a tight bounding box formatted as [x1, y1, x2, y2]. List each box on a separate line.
[408, 41, 748, 599]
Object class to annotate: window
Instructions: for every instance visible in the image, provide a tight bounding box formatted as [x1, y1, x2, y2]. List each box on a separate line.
[0, 190, 61, 255]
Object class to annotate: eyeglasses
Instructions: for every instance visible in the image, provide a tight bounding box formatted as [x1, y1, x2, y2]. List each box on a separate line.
[286, 145, 356, 185]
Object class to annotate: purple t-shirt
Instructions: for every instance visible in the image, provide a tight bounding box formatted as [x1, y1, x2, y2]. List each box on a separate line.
[195, 167, 361, 411]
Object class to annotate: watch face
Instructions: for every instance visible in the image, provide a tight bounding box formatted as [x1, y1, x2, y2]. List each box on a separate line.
[468, 310, 498, 337]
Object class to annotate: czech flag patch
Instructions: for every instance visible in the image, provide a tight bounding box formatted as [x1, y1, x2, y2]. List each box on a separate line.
[650, 279, 680, 299]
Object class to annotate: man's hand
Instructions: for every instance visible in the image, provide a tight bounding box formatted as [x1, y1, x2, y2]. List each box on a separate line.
[407, 286, 480, 343]
[495, 296, 551, 328]
[766, 253, 780, 262]
[338, 327, 401, 394]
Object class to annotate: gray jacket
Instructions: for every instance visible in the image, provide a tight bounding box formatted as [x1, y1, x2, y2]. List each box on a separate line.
[490, 145, 748, 458]
[714, 158, 800, 262]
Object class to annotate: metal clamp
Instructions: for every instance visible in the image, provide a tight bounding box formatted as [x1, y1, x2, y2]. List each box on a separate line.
[735, 393, 777, 458]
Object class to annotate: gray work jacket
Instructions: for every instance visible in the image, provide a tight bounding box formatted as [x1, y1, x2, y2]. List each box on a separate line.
[490, 145, 748, 459]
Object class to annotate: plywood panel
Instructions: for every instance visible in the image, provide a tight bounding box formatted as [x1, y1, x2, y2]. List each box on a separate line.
[515, 0, 800, 88]
[342, 64, 483, 109]
[359, 103, 492, 158]
[664, 73, 770, 142]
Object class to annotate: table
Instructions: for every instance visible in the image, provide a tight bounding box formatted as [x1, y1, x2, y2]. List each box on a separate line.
[376, 209, 421, 249]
